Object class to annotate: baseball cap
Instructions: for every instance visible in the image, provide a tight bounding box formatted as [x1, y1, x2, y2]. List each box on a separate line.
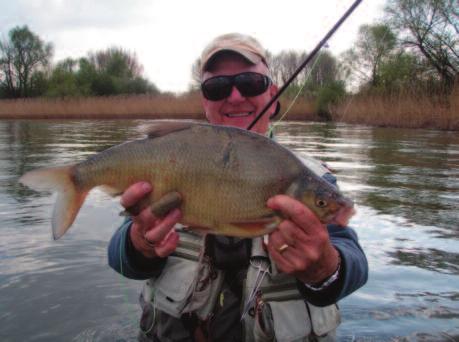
[200, 33, 268, 75]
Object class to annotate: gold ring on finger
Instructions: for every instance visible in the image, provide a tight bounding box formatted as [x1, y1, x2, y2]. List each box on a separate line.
[277, 243, 289, 253]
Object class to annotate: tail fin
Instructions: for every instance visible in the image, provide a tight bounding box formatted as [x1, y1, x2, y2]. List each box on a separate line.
[19, 166, 88, 240]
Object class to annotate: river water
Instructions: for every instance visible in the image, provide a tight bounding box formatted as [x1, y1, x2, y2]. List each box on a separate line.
[0, 120, 458, 341]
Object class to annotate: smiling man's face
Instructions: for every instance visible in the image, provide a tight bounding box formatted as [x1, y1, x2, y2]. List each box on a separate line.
[201, 53, 277, 134]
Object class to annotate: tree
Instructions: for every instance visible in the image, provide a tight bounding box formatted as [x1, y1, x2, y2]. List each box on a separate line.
[341, 24, 397, 89]
[267, 50, 308, 87]
[75, 57, 98, 95]
[45, 58, 85, 97]
[385, 0, 459, 89]
[0, 26, 53, 98]
[315, 81, 346, 120]
[86, 47, 156, 95]
[377, 52, 426, 93]
[88, 47, 143, 78]
[308, 51, 339, 89]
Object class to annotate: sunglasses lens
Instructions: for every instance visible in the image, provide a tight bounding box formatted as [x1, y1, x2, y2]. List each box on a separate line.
[201, 72, 271, 101]
[235, 73, 270, 97]
[202, 77, 232, 101]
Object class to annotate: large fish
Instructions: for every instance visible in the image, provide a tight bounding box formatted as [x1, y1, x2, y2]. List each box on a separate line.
[19, 121, 354, 239]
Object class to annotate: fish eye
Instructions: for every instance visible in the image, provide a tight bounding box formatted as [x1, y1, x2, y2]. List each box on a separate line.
[315, 198, 328, 208]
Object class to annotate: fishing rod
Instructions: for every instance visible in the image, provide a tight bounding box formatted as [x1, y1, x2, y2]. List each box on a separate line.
[247, 0, 363, 131]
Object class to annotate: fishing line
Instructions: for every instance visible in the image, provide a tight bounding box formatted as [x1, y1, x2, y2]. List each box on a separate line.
[118, 224, 145, 330]
[270, 50, 323, 132]
[241, 258, 270, 321]
[271, 0, 384, 130]
[338, 11, 393, 123]
[114, 0, 365, 333]
[247, 0, 363, 131]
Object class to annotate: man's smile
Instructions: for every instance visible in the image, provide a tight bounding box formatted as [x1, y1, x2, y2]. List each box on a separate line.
[224, 111, 254, 118]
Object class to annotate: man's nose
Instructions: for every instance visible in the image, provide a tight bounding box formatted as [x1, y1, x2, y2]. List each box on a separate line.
[226, 85, 245, 103]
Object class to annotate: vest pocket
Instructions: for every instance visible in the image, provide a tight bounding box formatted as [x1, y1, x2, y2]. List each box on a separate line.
[152, 256, 201, 318]
[262, 300, 312, 342]
[306, 303, 341, 338]
[148, 254, 223, 320]
[252, 301, 341, 342]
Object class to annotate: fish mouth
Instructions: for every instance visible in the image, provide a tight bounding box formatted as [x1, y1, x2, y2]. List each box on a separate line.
[224, 111, 254, 118]
[331, 204, 355, 227]
[320, 196, 354, 226]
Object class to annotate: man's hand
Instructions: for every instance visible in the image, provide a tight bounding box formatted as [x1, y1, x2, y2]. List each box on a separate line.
[121, 182, 181, 258]
[266, 195, 340, 285]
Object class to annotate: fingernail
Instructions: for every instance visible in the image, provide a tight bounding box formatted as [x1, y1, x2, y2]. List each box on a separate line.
[172, 208, 182, 218]
[141, 182, 151, 192]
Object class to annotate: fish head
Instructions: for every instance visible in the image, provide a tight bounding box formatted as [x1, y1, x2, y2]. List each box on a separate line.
[296, 181, 355, 227]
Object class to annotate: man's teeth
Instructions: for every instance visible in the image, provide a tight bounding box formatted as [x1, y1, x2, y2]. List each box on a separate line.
[226, 112, 253, 117]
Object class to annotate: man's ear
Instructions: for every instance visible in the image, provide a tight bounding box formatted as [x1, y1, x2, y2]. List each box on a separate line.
[269, 83, 278, 97]
[269, 84, 280, 119]
[270, 102, 281, 119]
[201, 96, 211, 121]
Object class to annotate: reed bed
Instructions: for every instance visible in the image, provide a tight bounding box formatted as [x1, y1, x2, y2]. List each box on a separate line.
[332, 85, 459, 131]
[277, 98, 316, 121]
[0, 93, 317, 121]
[0, 87, 457, 130]
[0, 93, 205, 120]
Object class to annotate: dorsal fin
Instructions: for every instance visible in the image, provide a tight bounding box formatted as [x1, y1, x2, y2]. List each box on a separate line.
[140, 120, 197, 138]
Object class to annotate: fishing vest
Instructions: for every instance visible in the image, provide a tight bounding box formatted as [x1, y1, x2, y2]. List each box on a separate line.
[139, 154, 340, 341]
[141, 229, 340, 341]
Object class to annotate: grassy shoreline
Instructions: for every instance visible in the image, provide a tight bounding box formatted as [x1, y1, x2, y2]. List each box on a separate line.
[0, 90, 457, 130]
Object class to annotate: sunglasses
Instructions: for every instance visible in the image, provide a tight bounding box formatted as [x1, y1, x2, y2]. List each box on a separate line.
[201, 72, 272, 101]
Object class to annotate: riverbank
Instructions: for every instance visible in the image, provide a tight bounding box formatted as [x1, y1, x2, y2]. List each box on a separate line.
[0, 93, 317, 121]
[0, 93, 205, 120]
[0, 90, 457, 130]
[332, 87, 459, 130]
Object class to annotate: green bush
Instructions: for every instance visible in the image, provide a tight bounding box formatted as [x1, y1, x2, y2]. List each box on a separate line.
[315, 81, 346, 120]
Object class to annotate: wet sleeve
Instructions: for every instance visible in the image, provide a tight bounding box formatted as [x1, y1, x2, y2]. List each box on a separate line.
[322, 172, 338, 187]
[107, 218, 167, 280]
[298, 225, 368, 306]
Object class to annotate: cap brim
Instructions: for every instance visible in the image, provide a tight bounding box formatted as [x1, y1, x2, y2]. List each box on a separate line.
[202, 48, 262, 73]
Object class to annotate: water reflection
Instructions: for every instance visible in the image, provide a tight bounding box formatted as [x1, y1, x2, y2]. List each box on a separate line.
[365, 127, 458, 231]
[1, 120, 459, 340]
[276, 123, 459, 234]
[389, 248, 459, 275]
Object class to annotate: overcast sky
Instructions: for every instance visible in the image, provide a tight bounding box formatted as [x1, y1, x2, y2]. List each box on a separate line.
[1, 0, 386, 93]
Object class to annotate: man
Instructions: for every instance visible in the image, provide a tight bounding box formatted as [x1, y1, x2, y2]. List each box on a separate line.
[108, 33, 368, 341]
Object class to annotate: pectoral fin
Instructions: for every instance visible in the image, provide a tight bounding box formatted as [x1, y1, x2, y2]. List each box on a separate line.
[120, 191, 183, 217]
[150, 191, 183, 217]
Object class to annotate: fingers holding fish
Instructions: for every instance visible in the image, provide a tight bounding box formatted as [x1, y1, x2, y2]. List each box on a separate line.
[121, 182, 180, 258]
[267, 220, 311, 263]
[267, 195, 341, 283]
[267, 224, 339, 284]
[273, 219, 301, 247]
[144, 208, 181, 256]
[267, 227, 311, 275]
[267, 195, 324, 236]
[129, 207, 181, 258]
[146, 222, 180, 258]
[120, 181, 153, 215]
